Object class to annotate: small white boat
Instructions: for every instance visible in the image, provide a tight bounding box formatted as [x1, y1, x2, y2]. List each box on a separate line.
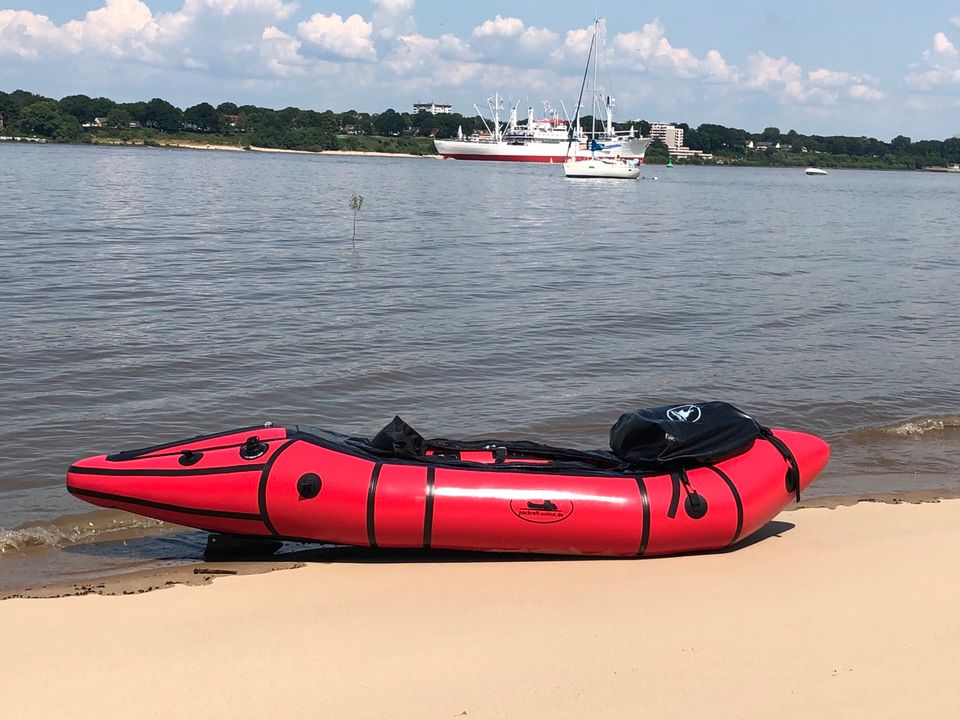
[563, 157, 640, 179]
[561, 20, 640, 181]
[804, 167, 828, 176]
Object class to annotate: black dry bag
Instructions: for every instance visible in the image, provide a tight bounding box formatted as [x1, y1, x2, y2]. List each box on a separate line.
[609, 401, 762, 470]
[370, 415, 426, 459]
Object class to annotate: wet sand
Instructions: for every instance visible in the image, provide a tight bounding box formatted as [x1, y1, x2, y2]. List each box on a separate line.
[2, 497, 958, 719]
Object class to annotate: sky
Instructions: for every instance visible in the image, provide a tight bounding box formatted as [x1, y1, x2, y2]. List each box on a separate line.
[2, 1, 960, 140]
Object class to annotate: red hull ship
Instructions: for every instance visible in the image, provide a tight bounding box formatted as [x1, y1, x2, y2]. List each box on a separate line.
[66, 407, 829, 557]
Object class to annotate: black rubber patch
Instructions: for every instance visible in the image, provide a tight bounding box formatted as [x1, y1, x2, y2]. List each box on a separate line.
[296, 473, 322, 499]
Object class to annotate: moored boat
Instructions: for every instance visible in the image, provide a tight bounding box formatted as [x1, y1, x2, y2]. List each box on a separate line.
[805, 167, 828, 176]
[434, 93, 650, 163]
[563, 156, 641, 179]
[563, 20, 642, 180]
[66, 403, 829, 558]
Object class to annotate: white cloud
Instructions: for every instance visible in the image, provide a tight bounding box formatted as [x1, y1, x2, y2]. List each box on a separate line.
[188, 0, 297, 18]
[473, 15, 523, 38]
[297, 12, 375, 61]
[260, 25, 305, 76]
[383, 32, 472, 74]
[0, 9, 71, 58]
[849, 83, 885, 101]
[0, 0, 297, 67]
[951, 16, 960, 27]
[612, 20, 737, 82]
[745, 51, 820, 103]
[370, 0, 415, 40]
[470, 15, 557, 61]
[932, 31, 958, 57]
[808, 68, 884, 102]
[0, 3, 908, 134]
[906, 30, 960, 89]
[63, 0, 163, 61]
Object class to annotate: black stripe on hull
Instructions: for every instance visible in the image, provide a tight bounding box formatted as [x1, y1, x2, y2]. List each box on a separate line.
[104, 425, 272, 461]
[635, 476, 651, 556]
[422, 466, 436, 549]
[705, 465, 744, 545]
[366, 463, 383, 548]
[68, 464, 265, 477]
[67, 486, 263, 522]
[258, 439, 297, 536]
[667, 471, 682, 519]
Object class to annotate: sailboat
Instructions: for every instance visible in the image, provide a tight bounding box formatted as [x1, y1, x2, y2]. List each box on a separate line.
[563, 20, 640, 180]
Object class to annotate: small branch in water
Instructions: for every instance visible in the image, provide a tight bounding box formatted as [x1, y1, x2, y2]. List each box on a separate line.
[349, 192, 364, 244]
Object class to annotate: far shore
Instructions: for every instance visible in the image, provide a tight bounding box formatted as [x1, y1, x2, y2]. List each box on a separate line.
[1, 495, 958, 719]
[4, 136, 955, 170]
[82, 136, 438, 158]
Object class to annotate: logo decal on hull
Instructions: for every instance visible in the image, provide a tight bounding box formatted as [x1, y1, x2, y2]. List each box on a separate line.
[667, 405, 701, 422]
[510, 499, 574, 524]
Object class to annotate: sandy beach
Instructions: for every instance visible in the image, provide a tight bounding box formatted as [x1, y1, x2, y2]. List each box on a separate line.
[2, 498, 958, 719]
[85, 137, 438, 157]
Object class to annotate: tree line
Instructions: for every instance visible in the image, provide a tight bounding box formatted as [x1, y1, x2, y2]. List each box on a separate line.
[0, 89, 483, 151]
[2, 88, 958, 168]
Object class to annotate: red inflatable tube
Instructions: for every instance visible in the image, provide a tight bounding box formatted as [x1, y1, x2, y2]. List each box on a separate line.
[66, 424, 829, 557]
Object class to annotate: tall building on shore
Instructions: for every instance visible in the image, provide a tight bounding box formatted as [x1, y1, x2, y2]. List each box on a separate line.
[650, 122, 684, 150]
[650, 122, 712, 160]
[413, 102, 452, 115]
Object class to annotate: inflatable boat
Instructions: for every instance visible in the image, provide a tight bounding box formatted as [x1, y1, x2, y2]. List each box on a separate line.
[66, 403, 829, 557]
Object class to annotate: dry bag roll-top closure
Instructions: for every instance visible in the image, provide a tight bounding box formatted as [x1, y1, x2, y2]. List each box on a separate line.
[609, 401, 800, 502]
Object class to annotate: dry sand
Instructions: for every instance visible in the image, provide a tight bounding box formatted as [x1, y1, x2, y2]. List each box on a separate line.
[2, 499, 958, 719]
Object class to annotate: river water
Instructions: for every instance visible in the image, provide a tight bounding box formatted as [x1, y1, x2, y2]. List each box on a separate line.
[1, 142, 957, 590]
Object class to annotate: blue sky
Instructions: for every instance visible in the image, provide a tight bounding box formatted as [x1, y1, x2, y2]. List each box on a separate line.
[3, 1, 960, 140]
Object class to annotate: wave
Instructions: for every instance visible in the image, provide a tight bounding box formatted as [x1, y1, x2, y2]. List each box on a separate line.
[836, 414, 960, 442]
[0, 509, 165, 555]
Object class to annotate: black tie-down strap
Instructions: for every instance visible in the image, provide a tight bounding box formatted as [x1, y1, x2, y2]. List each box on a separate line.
[760, 427, 801, 502]
[667, 468, 708, 520]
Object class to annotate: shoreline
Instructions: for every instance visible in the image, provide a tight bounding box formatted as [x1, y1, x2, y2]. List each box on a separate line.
[2, 497, 958, 718]
[82, 137, 438, 158]
[3, 137, 948, 169]
[2, 489, 954, 601]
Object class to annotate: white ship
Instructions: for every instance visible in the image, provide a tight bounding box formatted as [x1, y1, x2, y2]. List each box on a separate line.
[434, 94, 650, 163]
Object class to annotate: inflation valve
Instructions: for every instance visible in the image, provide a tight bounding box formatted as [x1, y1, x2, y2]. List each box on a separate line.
[178, 449, 203, 466]
[240, 436, 268, 460]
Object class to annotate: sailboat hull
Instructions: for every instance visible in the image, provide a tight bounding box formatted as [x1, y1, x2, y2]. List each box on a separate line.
[563, 159, 641, 179]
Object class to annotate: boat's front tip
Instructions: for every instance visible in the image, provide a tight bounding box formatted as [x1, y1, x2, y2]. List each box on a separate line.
[774, 428, 830, 494]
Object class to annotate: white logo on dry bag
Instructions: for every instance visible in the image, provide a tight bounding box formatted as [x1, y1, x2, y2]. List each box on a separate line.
[667, 405, 701, 422]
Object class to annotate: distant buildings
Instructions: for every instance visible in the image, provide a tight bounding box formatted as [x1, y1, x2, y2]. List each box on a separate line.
[413, 102, 452, 115]
[649, 122, 712, 160]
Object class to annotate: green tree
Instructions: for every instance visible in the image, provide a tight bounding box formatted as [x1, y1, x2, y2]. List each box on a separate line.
[139, 98, 182, 132]
[761, 126, 781, 142]
[0, 91, 13, 130]
[645, 139, 670, 164]
[372, 108, 405, 135]
[890, 135, 912, 154]
[182, 102, 220, 132]
[105, 107, 131, 129]
[16, 100, 81, 141]
[59, 94, 97, 123]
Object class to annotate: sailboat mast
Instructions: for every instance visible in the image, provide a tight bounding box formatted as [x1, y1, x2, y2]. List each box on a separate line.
[565, 21, 597, 159]
[591, 20, 599, 146]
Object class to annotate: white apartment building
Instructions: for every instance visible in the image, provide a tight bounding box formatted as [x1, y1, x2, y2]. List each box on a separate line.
[649, 122, 712, 160]
[650, 122, 684, 149]
[413, 102, 453, 115]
